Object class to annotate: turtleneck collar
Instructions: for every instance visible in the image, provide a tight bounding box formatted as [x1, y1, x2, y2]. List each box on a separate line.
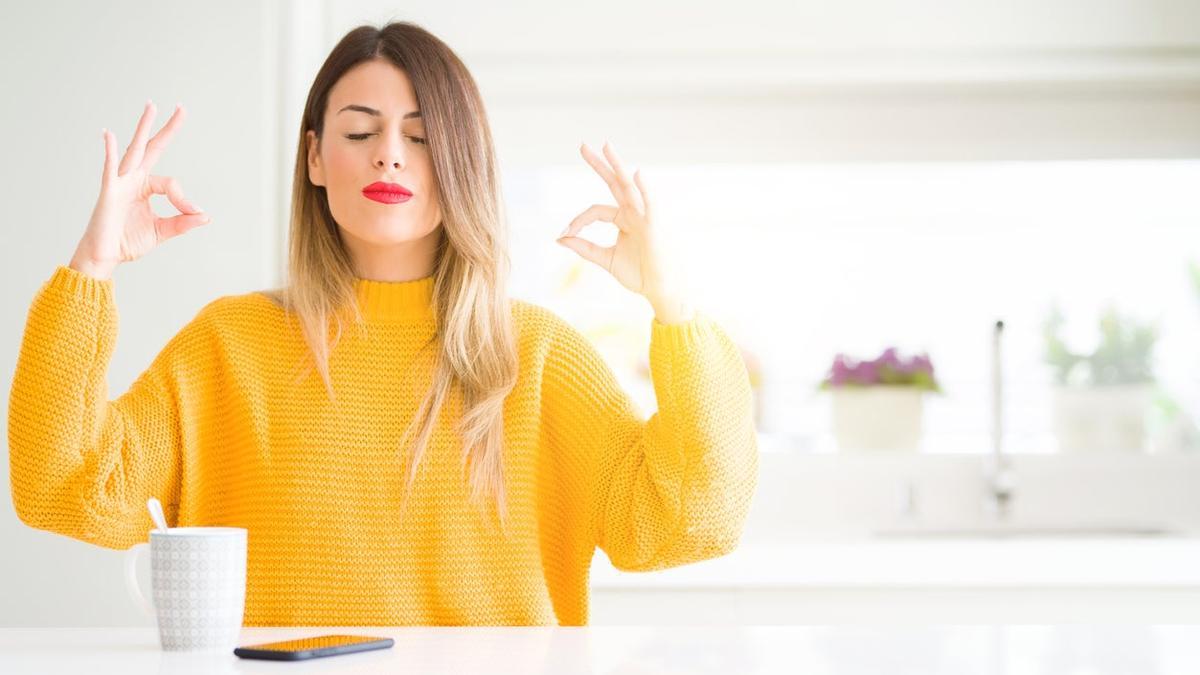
[351, 274, 436, 322]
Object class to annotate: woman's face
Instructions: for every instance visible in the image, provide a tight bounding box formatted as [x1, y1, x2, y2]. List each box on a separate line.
[307, 59, 441, 253]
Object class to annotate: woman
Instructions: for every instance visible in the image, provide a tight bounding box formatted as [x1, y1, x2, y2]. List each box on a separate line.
[8, 21, 758, 626]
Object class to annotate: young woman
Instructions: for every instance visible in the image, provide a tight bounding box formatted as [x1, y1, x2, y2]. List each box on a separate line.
[9, 21, 758, 626]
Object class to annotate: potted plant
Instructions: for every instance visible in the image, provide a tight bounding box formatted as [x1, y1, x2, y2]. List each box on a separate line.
[1043, 303, 1158, 453]
[819, 347, 941, 452]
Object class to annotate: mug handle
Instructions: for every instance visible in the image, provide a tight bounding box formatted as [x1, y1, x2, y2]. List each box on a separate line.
[123, 542, 155, 617]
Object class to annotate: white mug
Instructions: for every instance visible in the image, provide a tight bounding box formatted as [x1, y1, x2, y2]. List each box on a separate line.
[124, 527, 248, 652]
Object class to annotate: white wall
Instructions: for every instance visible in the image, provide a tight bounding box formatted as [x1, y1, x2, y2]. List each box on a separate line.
[0, 0, 284, 626]
[339, 0, 1200, 166]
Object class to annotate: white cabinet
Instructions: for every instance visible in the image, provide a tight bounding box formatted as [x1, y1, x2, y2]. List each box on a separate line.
[589, 538, 1200, 623]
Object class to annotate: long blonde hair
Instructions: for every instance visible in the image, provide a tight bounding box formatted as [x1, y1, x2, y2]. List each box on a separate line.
[264, 21, 519, 533]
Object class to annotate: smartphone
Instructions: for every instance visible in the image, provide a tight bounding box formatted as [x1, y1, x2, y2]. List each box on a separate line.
[233, 634, 394, 661]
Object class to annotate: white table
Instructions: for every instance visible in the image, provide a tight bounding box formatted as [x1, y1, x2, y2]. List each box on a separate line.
[3, 625, 1200, 673]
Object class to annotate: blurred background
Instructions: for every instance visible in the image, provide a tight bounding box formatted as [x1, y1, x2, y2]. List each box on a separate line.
[2, 0, 1199, 626]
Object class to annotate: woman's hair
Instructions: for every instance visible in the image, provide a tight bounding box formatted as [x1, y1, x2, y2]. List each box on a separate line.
[263, 21, 519, 533]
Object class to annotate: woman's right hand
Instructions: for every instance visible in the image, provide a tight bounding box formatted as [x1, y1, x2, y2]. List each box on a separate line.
[69, 100, 210, 280]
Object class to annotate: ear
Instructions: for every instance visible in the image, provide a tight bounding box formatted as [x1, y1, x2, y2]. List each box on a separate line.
[306, 129, 325, 187]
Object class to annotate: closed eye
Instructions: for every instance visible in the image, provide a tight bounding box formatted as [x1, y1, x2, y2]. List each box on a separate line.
[345, 133, 426, 145]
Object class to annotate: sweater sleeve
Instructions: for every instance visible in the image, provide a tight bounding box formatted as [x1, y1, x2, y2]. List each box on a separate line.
[8, 265, 207, 550]
[542, 308, 759, 572]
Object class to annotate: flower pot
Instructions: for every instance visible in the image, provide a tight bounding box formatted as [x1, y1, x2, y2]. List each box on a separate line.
[1051, 383, 1152, 453]
[830, 385, 925, 452]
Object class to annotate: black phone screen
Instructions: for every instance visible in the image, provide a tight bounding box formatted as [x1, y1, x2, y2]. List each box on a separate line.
[233, 634, 394, 661]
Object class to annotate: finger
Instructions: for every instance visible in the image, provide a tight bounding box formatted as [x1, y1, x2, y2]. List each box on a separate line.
[579, 142, 627, 207]
[101, 128, 116, 184]
[141, 103, 186, 171]
[557, 236, 615, 273]
[633, 168, 653, 222]
[148, 174, 203, 214]
[601, 140, 644, 212]
[154, 212, 211, 243]
[559, 203, 620, 239]
[119, 100, 157, 176]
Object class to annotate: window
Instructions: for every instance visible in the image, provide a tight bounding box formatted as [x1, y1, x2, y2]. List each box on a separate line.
[508, 159, 1200, 454]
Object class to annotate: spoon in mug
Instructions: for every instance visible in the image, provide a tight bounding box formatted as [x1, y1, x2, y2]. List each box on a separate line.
[146, 496, 170, 532]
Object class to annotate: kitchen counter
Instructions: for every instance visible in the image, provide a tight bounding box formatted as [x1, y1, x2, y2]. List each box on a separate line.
[3, 625, 1200, 674]
[590, 537, 1200, 588]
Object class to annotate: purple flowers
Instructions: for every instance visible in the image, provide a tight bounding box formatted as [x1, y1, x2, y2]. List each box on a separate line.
[821, 347, 940, 392]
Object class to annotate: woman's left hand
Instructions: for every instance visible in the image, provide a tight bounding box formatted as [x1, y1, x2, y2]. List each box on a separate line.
[556, 141, 694, 323]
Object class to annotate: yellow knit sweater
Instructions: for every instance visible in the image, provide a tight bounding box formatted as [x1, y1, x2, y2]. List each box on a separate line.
[8, 264, 758, 626]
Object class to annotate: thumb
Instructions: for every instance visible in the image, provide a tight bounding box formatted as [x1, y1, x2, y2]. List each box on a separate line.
[155, 211, 211, 242]
[557, 236, 612, 272]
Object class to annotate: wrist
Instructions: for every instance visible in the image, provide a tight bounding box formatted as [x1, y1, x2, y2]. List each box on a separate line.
[68, 253, 115, 281]
[646, 291, 695, 324]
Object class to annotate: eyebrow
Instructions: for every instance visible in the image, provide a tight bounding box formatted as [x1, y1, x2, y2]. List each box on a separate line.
[337, 104, 421, 119]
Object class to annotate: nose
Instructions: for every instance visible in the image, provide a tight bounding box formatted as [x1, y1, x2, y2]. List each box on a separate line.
[373, 132, 406, 171]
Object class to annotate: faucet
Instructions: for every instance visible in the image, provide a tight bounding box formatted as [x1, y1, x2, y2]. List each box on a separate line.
[984, 318, 1016, 519]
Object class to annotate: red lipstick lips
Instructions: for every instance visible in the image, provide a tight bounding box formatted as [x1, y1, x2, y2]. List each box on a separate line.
[362, 181, 413, 204]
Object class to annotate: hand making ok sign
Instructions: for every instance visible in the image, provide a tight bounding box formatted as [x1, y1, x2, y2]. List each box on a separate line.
[556, 141, 694, 323]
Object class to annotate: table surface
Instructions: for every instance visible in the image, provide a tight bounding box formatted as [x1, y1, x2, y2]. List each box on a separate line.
[3, 625, 1200, 674]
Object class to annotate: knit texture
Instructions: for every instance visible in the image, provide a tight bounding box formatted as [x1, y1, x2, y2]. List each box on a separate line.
[8, 264, 759, 626]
